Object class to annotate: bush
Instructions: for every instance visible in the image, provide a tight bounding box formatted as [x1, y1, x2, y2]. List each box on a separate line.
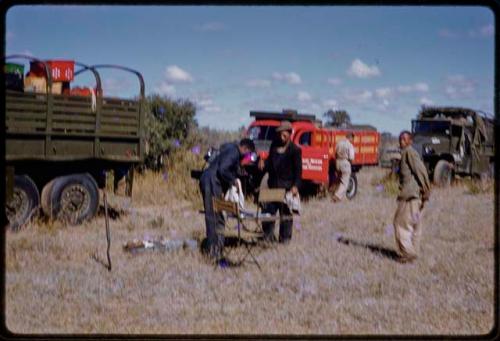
[144, 95, 197, 170]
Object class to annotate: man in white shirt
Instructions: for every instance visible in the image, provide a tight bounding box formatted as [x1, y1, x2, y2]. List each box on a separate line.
[333, 132, 355, 202]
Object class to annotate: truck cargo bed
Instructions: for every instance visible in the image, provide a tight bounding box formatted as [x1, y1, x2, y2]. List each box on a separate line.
[5, 90, 144, 163]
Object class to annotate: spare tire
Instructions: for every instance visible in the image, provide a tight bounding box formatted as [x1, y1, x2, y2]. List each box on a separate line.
[433, 160, 453, 187]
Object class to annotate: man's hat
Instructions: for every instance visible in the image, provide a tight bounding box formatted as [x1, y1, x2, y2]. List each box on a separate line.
[276, 120, 293, 132]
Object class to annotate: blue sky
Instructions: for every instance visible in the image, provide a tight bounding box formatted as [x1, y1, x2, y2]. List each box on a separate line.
[5, 5, 494, 134]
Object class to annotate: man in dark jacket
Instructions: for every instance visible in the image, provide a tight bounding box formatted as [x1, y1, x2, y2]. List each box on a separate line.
[199, 138, 255, 262]
[258, 120, 302, 243]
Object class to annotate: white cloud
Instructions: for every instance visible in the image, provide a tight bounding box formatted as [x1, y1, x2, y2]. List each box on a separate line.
[195, 22, 226, 32]
[271, 72, 281, 81]
[438, 28, 458, 39]
[347, 59, 381, 78]
[396, 85, 413, 93]
[246, 79, 271, 88]
[297, 91, 312, 102]
[469, 24, 494, 38]
[164, 65, 193, 83]
[444, 74, 476, 99]
[375, 87, 393, 98]
[343, 89, 373, 103]
[322, 99, 338, 108]
[272, 71, 302, 85]
[396, 82, 429, 94]
[204, 106, 222, 113]
[154, 81, 176, 96]
[102, 78, 133, 96]
[309, 103, 321, 111]
[414, 82, 429, 92]
[480, 24, 494, 37]
[16, 50, 34, 57]
[420, 97, 434, 106]
[446, 24, 494, 39]
[285, 72, 302, 85]
[327, 77, 342, 86]
[196, 98, 221, 113]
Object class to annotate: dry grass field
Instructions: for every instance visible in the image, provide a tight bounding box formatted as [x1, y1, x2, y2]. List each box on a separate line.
[5, 167, 496, 335]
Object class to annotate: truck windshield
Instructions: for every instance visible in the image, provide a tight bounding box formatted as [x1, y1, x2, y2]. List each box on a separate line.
[412, 121, 450, 135]
[248, 125, 277, 141]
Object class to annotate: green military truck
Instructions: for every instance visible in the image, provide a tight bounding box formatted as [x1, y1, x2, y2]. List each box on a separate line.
[411, 106, 495, 187]
[4, 55, 145, 229]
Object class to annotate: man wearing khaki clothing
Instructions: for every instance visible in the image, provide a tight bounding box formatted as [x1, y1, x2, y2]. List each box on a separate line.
[394, 131, 431, 263]
[332, 132, 355, 202]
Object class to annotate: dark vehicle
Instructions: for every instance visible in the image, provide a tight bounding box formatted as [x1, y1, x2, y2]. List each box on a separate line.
[5, 55, 145, 229]
[379, 147, 401, 170]
[411, 106, 494, 187]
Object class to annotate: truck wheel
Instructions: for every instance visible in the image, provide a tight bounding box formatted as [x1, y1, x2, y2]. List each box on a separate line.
[433, 160, 453, 187]
[44, 174, 99, 225]
[5, 175, 40, 231]
[346, 173, 358, 200]
[41, 179, 56, 219]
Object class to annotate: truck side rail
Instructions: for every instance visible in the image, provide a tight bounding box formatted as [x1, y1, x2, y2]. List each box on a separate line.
[87, 64, 145, 100]
[86, 64, 146, 162]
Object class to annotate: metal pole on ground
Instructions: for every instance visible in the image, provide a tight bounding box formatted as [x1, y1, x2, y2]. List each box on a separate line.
[103, 190, 112, 271]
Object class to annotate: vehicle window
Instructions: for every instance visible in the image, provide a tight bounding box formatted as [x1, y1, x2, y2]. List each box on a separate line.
[265, 126, 277, 141]
[248, 126, 265, 140]
[248, 125, 278, 141]
[412, 121, 451, 135]
[299, 132, 312, 146]
[451, 125, 462, 137]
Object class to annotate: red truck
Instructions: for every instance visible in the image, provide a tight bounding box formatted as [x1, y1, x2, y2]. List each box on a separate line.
[244, 110, 380, 199]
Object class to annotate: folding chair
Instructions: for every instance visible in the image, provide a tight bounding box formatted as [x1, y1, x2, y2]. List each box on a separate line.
[254, 188, 292, 241]
[211, 188, 290, 269]
[212, 196, 263, 269]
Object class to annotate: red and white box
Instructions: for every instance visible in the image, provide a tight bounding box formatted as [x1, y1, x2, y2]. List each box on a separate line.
[30, 60, 75, 82]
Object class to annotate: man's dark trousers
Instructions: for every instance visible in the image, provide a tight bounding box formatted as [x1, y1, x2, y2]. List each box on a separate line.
[262, 202, 292, 243]
[199, 170, 224, 259]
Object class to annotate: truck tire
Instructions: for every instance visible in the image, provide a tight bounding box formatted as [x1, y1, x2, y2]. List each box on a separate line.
[346, 173, 358, 200]
[433, 160, 453, 187]
[44, 174, 99, 225]
[5, 175, 40, 231]
[41, 179, 56, 219]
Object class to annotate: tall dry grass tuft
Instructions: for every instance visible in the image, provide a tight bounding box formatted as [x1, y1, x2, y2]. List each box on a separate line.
[370, 169, 399, 197]
[462, 177, 494, 195]
[133, 147, 205, 208]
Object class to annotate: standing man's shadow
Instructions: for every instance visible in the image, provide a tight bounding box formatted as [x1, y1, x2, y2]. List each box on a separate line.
[336, 236, 400, 261]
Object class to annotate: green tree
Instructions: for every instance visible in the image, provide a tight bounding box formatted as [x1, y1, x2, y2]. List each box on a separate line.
[323, 109, 351, 128]
[144, 94, 197, 169]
